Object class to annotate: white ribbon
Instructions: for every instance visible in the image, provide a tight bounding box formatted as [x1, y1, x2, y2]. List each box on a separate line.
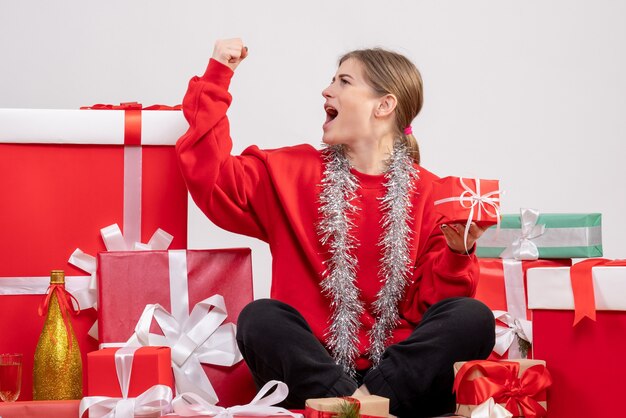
[470, 398, 513, 418]
[434, 177, 501, 253]
[125, 294, 242, 404]
[69, 223, 173, 338]
[171, 380, 302, 418]
[79, 346, 174, 418]
[499, 208, 546, 260]
[493, 310, 532, 359]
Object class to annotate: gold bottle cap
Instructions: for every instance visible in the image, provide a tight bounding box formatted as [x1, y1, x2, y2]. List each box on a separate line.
[50, 270, 65, 284]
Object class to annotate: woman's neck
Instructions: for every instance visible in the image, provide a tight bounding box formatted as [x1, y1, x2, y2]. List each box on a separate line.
[345, 135, 395, 175]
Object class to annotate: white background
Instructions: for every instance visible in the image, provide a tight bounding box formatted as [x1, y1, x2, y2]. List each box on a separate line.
[1, 1, 624, 298]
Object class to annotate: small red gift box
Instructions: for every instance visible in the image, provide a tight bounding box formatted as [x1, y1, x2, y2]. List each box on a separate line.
[527, 261, 626, 418]
[432, 176, 501, 228]
[97, 249, 256, 407]
[0, 106, 188, 400]
[87, 346, 174, 397]
[475, 258, 571, 359]
[453, 359, 551, 418]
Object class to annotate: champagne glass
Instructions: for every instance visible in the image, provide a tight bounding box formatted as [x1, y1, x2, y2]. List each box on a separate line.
[0, 353, 22, 402]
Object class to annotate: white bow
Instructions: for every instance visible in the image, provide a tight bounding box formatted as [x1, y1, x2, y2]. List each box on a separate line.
[499, 208, 545, 260]
[171, 380, 302, 418]
[68, 223, 173, 337]
[79, 347, 173, 418]
[493, 310, 532, 358]
[125, 295, 242, 404]
[471, 398, 513, 418]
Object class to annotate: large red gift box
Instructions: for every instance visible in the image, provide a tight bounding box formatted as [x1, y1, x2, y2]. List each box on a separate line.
[0, 107, 189, 400]
[527, 262, 626, 418]
[475, 258, 571, 359]
[87, 346, 174, 397]
[97, 249, 256, 407]
[432, 176, 501, 228]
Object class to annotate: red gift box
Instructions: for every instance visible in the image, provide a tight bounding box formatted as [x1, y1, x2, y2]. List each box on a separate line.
[475, 258, 571, 359]
[0, 106, 188, 400]
[527, 261, 626, 418]
[97, 249, 256, 407]
[87, 346, 174, 397]
[432, 176, 501, 228]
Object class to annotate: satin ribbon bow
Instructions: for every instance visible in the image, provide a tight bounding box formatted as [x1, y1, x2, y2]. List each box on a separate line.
[38, 283, 81, 350]
[79, 347, 173, 418]
[171, 380, 302, 418]
[68, 223, 173, 337]
[434, 177, 501, 253]
[454, 361, 552, 418]
[125, 295, 242, 404]
[493, 310, 532, 358]
[570, 258, 626, 326]
[471, 398, 513, 418]
[499, 208, 546, 260]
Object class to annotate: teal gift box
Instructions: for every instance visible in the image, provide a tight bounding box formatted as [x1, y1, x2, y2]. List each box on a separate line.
[476, 209, 602, 259]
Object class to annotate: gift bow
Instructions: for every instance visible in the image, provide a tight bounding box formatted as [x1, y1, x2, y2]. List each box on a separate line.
[570, 258, 626, 326]
[171, 380, 302, 418]
[434, 177, 501, 253]
[79, 346, 173, 418]
[470, 398, 513, 418]
[454, 361, 551, 418]
[492, 310, 532, 358]
[68, 223, 173, 337]
[499, 208, 546, 260]
[38, 283, 81, 350]
[125, 295, 242, 404]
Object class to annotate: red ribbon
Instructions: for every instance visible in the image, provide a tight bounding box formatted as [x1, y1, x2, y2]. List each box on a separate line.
[453, 360, 552, 418]
[38, 284, 81, 351]
[80, 102, 182, 146]
[570, 258, 626, 326]
[304, 397, 384, 418]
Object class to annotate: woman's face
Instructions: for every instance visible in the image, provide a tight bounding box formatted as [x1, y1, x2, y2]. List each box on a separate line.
[321, 58, 382, 146]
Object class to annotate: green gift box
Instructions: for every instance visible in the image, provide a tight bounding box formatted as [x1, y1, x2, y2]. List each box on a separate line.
[476, 209, 602, 259]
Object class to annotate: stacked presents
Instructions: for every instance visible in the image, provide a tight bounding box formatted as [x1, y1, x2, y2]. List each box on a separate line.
[0, 105, 259, 416]
[463, 207, 621, 418]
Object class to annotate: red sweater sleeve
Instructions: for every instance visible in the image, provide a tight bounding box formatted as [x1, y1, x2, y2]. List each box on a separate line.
[175, 59, 272, 242]
[401, 172, 479, 324]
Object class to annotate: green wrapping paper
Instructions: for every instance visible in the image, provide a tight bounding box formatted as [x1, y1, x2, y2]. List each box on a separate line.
[476, 210, 602, 259]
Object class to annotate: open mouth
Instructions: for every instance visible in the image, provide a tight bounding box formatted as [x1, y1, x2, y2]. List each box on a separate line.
[324, 105, 338, 127]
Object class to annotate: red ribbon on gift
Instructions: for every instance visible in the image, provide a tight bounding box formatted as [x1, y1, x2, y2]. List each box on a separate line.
[304, 397, 384, 418]
[38, 284, 81, 350]
[570, 258, 626, 326]
[80, 102, 182, 146]
[453, 360, 552, 418]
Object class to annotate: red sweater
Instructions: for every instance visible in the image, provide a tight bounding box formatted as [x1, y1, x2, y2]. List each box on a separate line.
[176, 59, 479, 370]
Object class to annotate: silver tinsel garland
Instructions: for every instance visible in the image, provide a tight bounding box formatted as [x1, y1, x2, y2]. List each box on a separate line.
[318, 141, 419, 376]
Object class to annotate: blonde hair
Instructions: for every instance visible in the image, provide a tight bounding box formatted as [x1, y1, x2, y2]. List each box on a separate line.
[339, 48, 424, 164]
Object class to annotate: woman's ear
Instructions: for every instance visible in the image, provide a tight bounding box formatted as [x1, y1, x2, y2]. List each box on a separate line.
[375, 94, 398, 118]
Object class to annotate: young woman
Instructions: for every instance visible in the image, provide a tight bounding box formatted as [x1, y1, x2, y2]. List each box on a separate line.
[176, 38, 495, 418]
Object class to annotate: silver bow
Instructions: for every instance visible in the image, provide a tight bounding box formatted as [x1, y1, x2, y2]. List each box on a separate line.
[493, 310, 532, 359]
[500, 208, 545, 260]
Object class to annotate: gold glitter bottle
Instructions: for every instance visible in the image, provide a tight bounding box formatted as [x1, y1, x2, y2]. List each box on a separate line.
[32, 270, 83, 400]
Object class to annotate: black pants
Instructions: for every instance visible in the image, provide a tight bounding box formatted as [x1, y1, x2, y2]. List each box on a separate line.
[236, 297, 495, 418]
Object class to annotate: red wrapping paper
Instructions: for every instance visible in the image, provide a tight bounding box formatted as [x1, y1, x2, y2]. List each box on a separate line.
[0, 143, 187, 401]
[432, 176, 501, 228]
[87, 346, 174, 397]
[528, 264, 626, 418]
[97, 249, 256, 406]
[475, 258, 571, 360]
